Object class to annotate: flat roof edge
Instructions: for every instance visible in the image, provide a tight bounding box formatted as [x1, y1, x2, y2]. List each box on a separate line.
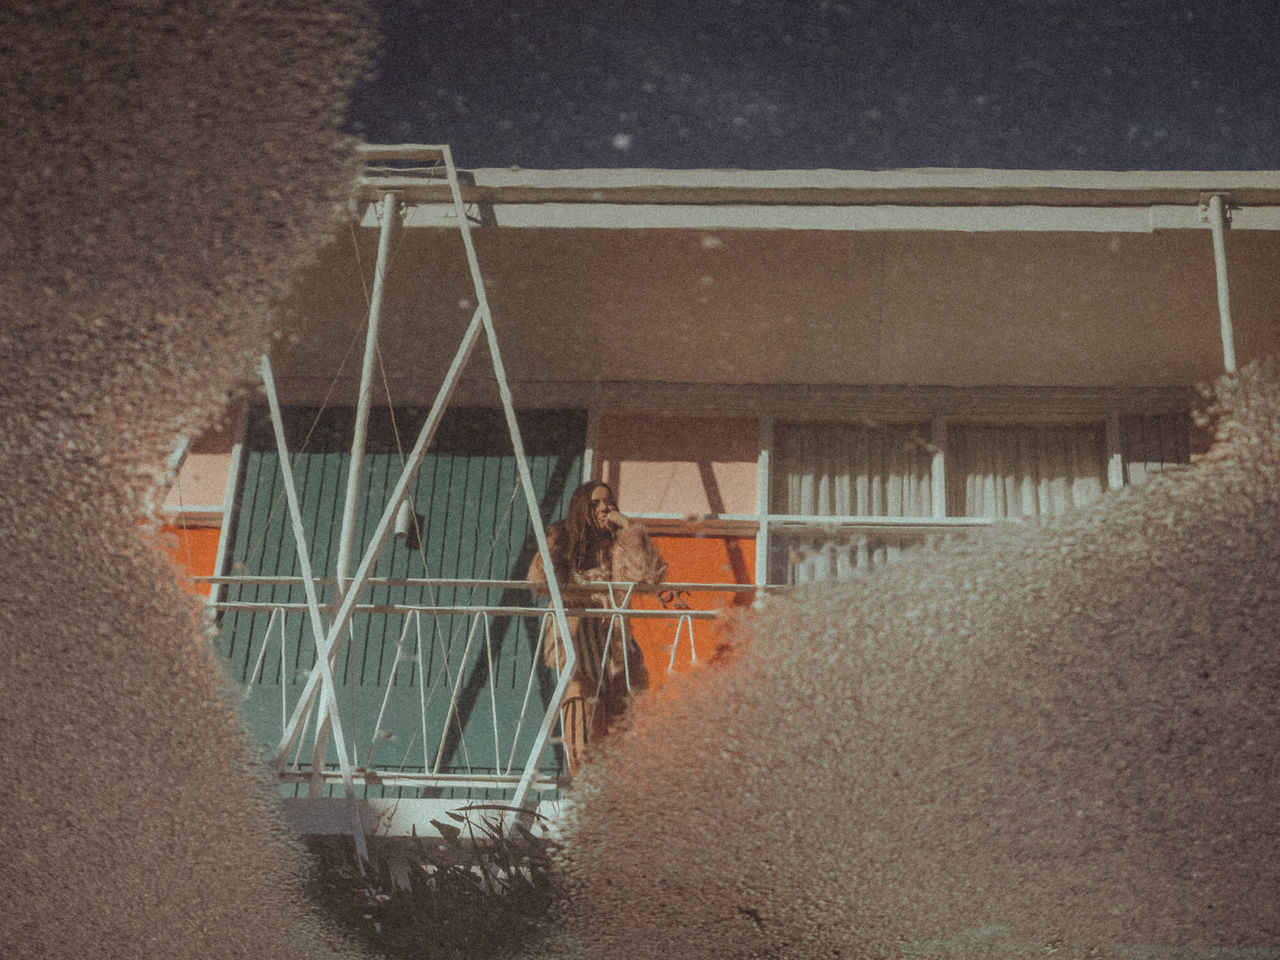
[462, 167, 1280, 189]
[352, 145, 1280, 208]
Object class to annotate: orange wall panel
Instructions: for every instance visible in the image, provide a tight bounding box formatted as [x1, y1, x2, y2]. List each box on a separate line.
[629, 534, 755, 689]
[158, 524, 221, 596]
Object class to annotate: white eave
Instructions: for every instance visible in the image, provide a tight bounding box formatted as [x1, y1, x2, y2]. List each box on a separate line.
[352, 144, 1280, 232]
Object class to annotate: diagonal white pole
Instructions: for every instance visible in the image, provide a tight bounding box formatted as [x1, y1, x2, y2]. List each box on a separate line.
[259, 359, 331, 685]
[282, 144, 576, 827]
[259, 355, 369, 865]
[261, 358, 347, 762]
[436, 144, 578, 812]
[283, 305, 487, 736]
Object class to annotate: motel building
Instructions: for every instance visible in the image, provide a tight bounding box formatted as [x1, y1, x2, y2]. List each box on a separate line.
[157, 145, 1280, 855]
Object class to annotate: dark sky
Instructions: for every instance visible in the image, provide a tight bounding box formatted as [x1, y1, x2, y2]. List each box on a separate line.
[345, 0, 1280, 170]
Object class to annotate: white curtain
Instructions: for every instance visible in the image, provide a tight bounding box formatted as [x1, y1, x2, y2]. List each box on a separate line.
[773, 422, 933, 584]
[948, 423, 1106, 519]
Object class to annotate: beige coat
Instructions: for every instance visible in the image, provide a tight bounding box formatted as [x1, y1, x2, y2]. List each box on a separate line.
[527, 519, 667, 688]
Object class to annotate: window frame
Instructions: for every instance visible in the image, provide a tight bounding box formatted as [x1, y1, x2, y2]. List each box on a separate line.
[594, 395, 1196, 588]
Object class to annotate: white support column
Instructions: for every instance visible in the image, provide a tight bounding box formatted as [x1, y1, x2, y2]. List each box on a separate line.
[481, 306, 581, 810]
[336, 190, 400, 593]
[314, 189, 400, 792]
[1205, 193, 1238, 374]
[930, 416, 947, 518]
[754, 416, 772, 594]
[261, 357, 346, 759]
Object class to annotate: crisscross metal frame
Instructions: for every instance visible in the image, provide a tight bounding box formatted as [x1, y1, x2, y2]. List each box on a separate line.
[252, 146, 578, 860]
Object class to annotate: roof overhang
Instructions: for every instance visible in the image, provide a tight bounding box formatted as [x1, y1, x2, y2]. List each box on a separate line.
[353, 144, 1280, 232]
[260, 144, 1280, 400]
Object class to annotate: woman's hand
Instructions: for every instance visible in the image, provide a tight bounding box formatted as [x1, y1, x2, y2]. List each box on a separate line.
[606, 510, 631, 530]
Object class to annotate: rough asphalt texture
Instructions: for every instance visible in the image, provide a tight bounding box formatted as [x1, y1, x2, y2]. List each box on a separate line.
[1, 3, 373, 958]
[540, 363, 1280, 959]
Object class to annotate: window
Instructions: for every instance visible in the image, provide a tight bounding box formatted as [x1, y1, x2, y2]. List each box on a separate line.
[946, 422, 1107, 519]
[768, 411, 1188, 585]
[770, 420, 935, 584]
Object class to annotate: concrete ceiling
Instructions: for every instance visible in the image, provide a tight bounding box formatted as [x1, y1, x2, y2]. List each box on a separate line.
[268, 210, 1279, 405]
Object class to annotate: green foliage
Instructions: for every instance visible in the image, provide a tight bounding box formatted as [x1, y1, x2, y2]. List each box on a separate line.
[306, 807, 559, 960]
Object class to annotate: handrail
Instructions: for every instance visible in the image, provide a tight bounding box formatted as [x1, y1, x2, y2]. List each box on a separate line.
[766, 514, 995, 529]
[197, 575, 764, 591]
[631, 511, 996, 525]
[212, 601, 727, 618]
[232, 597, 715, 802]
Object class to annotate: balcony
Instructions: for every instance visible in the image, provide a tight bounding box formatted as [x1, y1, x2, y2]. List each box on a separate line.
[204, 572, 752, 839]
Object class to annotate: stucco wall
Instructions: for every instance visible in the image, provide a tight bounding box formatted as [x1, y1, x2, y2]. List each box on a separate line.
[596, 414, 759, 515]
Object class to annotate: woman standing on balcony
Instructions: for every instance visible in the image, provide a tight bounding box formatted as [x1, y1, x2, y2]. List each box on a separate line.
[528, 481, 667, 772]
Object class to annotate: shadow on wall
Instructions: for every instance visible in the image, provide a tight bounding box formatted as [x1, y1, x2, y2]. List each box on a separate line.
[0, 3, 375, 959]
[538, 360, 1280, 960]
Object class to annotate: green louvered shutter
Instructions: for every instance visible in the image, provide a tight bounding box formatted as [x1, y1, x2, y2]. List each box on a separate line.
[216, 406, 585, 798]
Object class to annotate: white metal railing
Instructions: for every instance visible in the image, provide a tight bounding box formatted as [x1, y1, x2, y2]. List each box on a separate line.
[207, 577, 744, 797]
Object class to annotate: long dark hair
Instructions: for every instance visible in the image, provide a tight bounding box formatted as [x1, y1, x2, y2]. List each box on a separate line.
[562, 481, 614, 574]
